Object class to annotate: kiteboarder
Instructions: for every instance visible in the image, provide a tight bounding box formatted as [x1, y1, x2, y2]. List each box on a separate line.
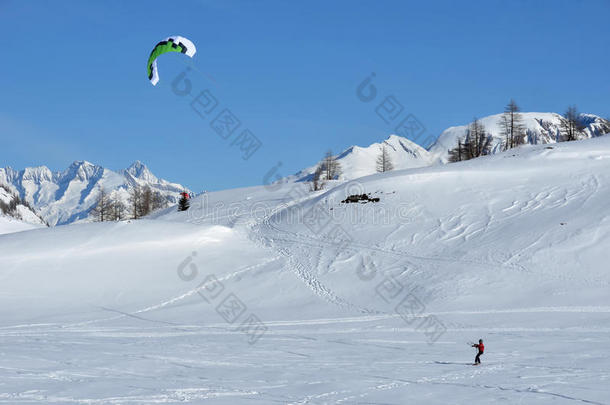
[471, 339, 484, 365]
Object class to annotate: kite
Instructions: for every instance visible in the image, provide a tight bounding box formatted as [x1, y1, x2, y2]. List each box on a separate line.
[147, 36, 196, 86]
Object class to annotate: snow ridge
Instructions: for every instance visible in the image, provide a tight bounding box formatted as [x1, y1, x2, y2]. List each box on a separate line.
[292, 112, 609, 183]
[429, 112, 610, 162]
[295, 134, 435, 182]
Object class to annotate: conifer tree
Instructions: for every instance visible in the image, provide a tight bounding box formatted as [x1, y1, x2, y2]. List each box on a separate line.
[178, 192, 190, 212]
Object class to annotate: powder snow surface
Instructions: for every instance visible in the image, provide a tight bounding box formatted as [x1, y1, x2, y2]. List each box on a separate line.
[1, 137, 610, 404]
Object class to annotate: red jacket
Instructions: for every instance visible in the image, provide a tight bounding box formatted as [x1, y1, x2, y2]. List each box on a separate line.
[476, 343, 485, 353]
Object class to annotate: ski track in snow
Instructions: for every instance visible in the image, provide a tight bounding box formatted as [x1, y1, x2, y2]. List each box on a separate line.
[2, 324, 608, 405]
[61, 255, 283, 328]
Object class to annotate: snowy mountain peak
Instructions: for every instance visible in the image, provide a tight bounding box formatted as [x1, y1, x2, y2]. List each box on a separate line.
[20, 166, 54, 182]
[297, 134, 435, 181]
[122, 161, 158, 184]
[71, 160, 92, 167]
[383, 134, 430, 158]
[62, 160, 102, 182]
[0, 161, 189, 226]
[126, 160, 147, 174]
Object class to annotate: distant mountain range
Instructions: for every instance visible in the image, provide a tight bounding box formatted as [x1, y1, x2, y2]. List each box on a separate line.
[0, 161, 188, 226]
[297, 112, 610, 181]
[2, 112, 608, 227]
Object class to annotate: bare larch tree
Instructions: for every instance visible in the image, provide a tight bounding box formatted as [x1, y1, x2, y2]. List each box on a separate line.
[310, 165, 325, 191]
[151, 191, 168, 211]
[321, 150, 341, 180]
[376, 145, 394, 172]
[500, 99, 525, 150]
[447, 137, 466, 162]
[111, 198, 126, 221]
[560, 105, 585, 142]
[140, 186, 153, 217]
[128, 186, 142, 219]
[93, 186, 112, 222]
[463, 118, 492, 159]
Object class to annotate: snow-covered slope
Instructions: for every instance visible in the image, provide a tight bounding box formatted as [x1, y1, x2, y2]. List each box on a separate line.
[430, 112, 610, 162]
[0, 215, 44, 235]
[295, 134, 435, 182]
[0, 183, 46, 234]
[2, 136, 610, 403]
[0, 161, 189, 226]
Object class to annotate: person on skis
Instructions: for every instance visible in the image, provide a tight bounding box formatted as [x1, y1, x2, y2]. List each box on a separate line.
[471, 339, 484, 365]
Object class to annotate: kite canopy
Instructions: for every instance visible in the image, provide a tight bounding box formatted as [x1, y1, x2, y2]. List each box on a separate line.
[147, 36, 196, 86]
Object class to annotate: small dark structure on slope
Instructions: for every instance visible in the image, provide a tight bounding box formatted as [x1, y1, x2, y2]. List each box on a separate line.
[341, 194, 380, 204]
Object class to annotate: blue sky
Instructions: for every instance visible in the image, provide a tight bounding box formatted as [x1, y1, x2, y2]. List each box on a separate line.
[1, 0, 609, 191]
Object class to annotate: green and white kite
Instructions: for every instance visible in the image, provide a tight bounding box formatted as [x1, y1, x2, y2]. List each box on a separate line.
[147, 36, 196, 86]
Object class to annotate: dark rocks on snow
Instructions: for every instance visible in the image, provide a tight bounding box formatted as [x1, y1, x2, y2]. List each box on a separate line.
[341, 194, 380, 204]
